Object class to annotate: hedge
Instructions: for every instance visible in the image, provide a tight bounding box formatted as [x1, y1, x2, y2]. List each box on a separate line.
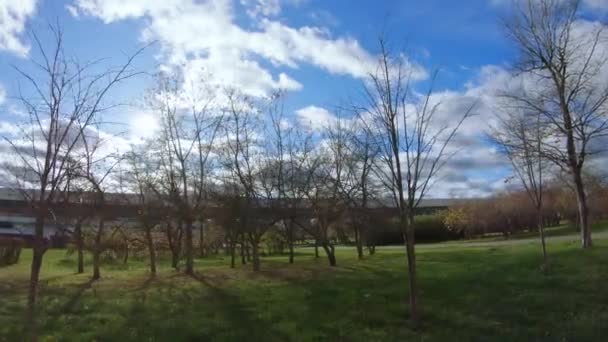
[0, 237, 24, 266]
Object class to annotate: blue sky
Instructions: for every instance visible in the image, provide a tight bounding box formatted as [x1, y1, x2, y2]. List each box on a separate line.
[0, 0, 607, 197]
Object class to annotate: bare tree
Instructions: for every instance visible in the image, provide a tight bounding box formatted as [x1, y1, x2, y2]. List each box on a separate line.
[361, 39, 474, 323]
[490, 108, 549, 268]
[151, 73, 222, 275]
[329, 118, 379, 260]
[122, 146, 164, 276]
[280, 128, 316, 264]
[72, 127, 123, 281]
[302, 127, 348, 267]
[221, 91, 265, 271]
[504, 0, 608, 248]
[1, 25, 145, 318]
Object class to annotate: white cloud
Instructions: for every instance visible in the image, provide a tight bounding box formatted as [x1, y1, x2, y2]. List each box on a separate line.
[241, 0, 281, 19]
[0, 121, 19, 135]
[0, 0, 37, 56]
[69, 0, 421, 97]
[295, 105, 337, 130]
[127, 110, 160, 141]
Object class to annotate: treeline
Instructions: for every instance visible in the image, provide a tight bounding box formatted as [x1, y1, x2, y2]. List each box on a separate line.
[444, 180, 608, 238]
[4, 0, 608, 326]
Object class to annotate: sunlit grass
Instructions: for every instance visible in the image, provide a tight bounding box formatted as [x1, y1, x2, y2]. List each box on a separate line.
[1, 231, 607, 341]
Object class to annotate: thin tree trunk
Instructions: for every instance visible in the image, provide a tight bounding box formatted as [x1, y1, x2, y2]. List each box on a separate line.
[75, 222, 84, 274]
[230, 239, 236, 268]
[288, 240, 294, 264]
[573, 171, 592, 248]
[167, 225, 180, 269]
[368, 244, 376, 255]
[404, 213, 418, 324]
[185, 219, 194, 275]
[537, 210, 548, 269]
[123, 240, 129, 265]
[27, 215, 46, 322]
[314, 240, 319, 258]
[92, 218, 104, 280]
[322, 243, 336, 266]
[199, 221, 205, 257]
[145, 226, 156, 276]
[241, 233, 247, 265]
[251, 237, 260, 271]
[354, 226, 363, 260]
[288, 221, 295, 264]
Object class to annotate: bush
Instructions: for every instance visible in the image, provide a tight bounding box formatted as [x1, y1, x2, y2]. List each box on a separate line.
[415, 213, 462, 243]
[366, 212, 461, 246]
[0, 237, 24, 266]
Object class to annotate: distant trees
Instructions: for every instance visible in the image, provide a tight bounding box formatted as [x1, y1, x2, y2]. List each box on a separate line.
[504, 0, 608, 248]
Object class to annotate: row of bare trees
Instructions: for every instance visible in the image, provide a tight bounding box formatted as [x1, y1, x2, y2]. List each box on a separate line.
[2, 0, 606, 327]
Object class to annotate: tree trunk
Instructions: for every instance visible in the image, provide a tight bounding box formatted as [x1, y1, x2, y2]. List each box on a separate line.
[171, 249, 179, 269]
[354, 226, 363, 260]
[322, 243, 336, 266]
[199, 221, 205, 257]
[123, 240, 129, 265]
[185, 219, 194, 275]
[314, 240, 319, 258]
[251, 238, 261, 272]
[573, 170, 592, 248]
[167, 224, 181, 269]
[537, 209, 548, 269]
[240, 233, 247, 265]
[288, 221, 295, 264]
[368, 245, 376, 255]
[27, 215, 46, 321]
[92, 218, 104, 280]
[404, 213, 418, 324]
[75, 222, 84, 274]
[230, 240, 236, 268]
[288, 239, 294, 264]
[145, 226, 156, 276]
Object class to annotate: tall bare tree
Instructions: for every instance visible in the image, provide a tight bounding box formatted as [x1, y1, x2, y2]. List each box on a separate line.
[1, 25, 144, 318]
[361, 39, 474, 323]
[330, 118, 379, 260]
[152, 73, 222, 275]
[490, 108, 549, 268]
[122, 146, 164, 276]
[73, 127, 122, 281]
[222, 91, 266, 271]
[504, 0, 608, 248]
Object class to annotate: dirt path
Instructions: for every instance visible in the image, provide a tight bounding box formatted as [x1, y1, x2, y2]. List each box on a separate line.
[415, 230, 608, 249]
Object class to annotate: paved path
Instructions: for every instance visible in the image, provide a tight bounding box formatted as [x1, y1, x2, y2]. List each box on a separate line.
[414, 230, 608, 249]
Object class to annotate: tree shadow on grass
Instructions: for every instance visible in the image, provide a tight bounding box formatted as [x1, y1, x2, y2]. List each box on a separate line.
[53, 278, 96, 315]
[189, 271, 291, 341]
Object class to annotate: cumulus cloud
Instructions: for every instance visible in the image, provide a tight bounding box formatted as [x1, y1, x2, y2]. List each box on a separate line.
[69, 0, 424, 98]
[240, 0, 281, 19]
[0, 0, 37, 56]
[127, 110, 160, 141]
[295, 105, 337, 130]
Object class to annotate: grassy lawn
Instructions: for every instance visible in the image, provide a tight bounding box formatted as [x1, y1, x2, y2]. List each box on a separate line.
[1, 236, 607, 341]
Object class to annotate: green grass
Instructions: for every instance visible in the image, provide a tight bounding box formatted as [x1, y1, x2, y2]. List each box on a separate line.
[1, 236, 607, 341]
